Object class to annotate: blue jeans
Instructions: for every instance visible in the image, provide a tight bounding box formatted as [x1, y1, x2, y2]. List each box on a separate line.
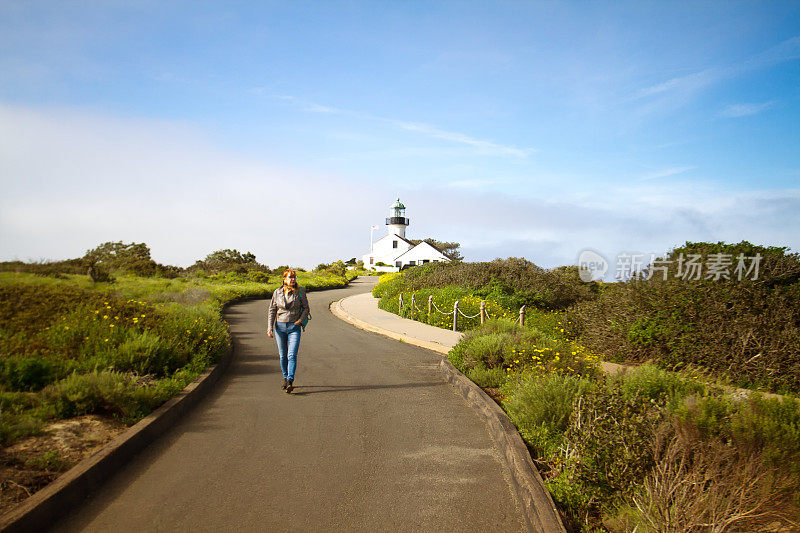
[274, 322, 301, 381]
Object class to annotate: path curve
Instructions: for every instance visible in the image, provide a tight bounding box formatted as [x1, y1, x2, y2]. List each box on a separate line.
[52, 278, 528, 532]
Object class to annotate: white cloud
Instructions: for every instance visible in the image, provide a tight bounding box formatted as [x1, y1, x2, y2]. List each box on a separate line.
[441, 179, 502, 189]
[637, 68, 720, 99]
[632, 36, 800, 116]
[638, 166, 695, 181]
[2, 102, 797, 273]
[269, 94, 533, 158]
[399, 183, 800, 269]
[270, 94, 344, 114]
[394, 121, 531, 158]
[0, 102, 392, 268]
[719, 101, 774, 118]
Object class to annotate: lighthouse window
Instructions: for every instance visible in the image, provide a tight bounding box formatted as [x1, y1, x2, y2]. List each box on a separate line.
[393, 240, 398, 248]
[409, 261, 416, 266]
[422, 260, 429, 264]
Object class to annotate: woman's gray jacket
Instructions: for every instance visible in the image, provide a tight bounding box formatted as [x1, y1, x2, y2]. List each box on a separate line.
[267, 286, 310, 332]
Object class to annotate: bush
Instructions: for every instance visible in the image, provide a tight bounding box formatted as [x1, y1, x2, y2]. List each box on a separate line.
[503, 371, 594, 456]
[566, 383, 667, 508]
[449, 318, 600, 379]
[111, 331, 182, 376]
[0, 357, 57, 391]
[614, 420, 798, 532]
[570, 242, 800, 393]
[0, 259, 87, 276]
[399, 258, 599, 311]
[24, 450, 71, 471]
[465, 364, 507, 388]
[191, 248, 268, 274]
[614, 363, 708, 411]
[246, 270, 271, 283]
[85, 241, 161, 276]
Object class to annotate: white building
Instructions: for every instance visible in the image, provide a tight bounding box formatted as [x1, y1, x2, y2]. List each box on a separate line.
[362, 199, 451, 272]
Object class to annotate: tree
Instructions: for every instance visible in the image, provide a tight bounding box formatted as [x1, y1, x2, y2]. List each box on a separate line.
[192, 249, 265, 273]
[409, 238, 463, 262]
[84, 241, 158, 276]
[314, 260, 346, 277]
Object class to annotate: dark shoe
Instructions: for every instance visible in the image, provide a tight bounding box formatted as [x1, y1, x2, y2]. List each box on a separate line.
[285, 380, 294, 394]
[281, 378, 288, 390]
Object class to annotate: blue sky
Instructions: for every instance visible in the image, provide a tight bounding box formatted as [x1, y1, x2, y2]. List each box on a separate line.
[1, 1, 798, 269]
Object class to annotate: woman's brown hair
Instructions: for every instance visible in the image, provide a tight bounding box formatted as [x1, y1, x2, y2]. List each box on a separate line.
[282, 268, 299, 295]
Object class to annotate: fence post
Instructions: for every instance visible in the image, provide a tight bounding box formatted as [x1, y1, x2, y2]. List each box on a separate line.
[453, 300, 459, 331]
[428, 295, 433, 324]
[519, 305, 525, 326]
[411, 293, 416, 320]
[399, 293, 403, 316]
[480, 301, 486, 325]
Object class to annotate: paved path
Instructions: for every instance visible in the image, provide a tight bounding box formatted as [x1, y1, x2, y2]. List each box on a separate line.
[334, 290, 463, 354]
[53, 278, 525, 532]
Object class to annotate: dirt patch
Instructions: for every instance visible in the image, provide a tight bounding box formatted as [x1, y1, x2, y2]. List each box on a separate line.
[0, 414, 127, 516]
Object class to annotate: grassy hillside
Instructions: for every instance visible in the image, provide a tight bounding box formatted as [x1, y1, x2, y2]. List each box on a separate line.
[0, 269, 348, 446]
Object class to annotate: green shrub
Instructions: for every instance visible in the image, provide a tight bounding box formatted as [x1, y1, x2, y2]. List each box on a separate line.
[0, 356, 57, 391]
[459, 333, 510, 370]
[24, 450, 71, 471]
[43, 371, 130, 418]
[504, 371, 594, 457]
[111, 331, 181, 376]
[399, 258, 599, 311]
[570, 241, 800, 394]
[615, 363, 708, 410]
[465, 364, 507, 388]
[730, 395, 800, 479]
[566, 382, 666, 506]
[0, 401, 45, 445]
[676, 393, 800, 476]
[246, 270, 271, 283]
[449, 317, 600, 381]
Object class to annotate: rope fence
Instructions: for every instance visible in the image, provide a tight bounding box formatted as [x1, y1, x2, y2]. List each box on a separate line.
[398, 293, 526, 331]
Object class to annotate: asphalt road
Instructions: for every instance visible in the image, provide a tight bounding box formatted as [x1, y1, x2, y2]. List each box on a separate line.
[53, 278, 525, 532]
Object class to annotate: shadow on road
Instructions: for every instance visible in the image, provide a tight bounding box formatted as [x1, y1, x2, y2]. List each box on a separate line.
[226, 352, 279, 376]
[290, 381, 442, 396]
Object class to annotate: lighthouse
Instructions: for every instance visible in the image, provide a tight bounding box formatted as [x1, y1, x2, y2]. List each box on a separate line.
[362, 198, 451, 272]
[386, 198, 409, 238]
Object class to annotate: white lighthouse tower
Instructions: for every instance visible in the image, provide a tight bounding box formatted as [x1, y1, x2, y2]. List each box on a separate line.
[386, 198, 409, 238]
[361, 198, 451, 271]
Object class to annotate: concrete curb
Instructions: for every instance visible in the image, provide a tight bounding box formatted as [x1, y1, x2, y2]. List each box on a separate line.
[438, 358, 566, 533]
[330, 296, 567, 533]
[0, 294, 262, 533]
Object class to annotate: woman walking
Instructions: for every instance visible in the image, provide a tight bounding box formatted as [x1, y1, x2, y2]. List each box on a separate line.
[267, 268, 310, 394]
